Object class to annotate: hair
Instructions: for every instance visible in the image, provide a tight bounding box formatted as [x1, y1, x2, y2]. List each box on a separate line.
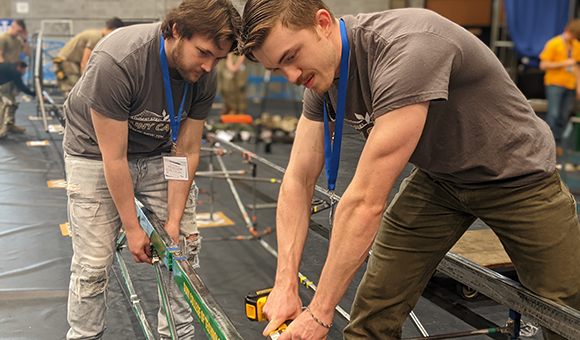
[14, 19, 26, 30]
[13, 60, 27, 68]
[240, 0, 334, 62]
[161, 0, 242, 53]
[566, 19, 580, 40]
[106, 17, 125, 30]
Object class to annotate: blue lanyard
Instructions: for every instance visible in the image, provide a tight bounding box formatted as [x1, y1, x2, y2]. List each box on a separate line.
[160, 34, 189, 144]
[562, 34, 573, 59]
[323, 19, 350, 192]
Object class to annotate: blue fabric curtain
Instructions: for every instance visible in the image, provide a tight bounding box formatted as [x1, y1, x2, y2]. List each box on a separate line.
[504, 0, 570, 67]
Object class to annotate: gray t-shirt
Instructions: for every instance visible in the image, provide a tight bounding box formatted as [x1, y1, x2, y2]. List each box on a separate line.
[63, 23, 216, 159]
[303, 8, 555, 188]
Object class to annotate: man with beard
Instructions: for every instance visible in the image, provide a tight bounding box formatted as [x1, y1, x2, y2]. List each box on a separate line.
[62, 1, 241, 339]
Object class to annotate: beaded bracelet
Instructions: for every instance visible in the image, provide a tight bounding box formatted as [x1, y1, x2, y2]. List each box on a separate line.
[303, 306, 333, 329]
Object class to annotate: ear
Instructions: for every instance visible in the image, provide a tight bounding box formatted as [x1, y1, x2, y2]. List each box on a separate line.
[315, 9, 334, 38]
[172, 23, 180, 39]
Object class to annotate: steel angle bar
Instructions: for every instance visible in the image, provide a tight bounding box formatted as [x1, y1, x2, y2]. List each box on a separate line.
[437, 252, 580, 339]
[209, 174, 282, 184]
[135, 202, 243, 340]
[33, 29, 49, 131]
[197, 170, 247, 176]
[115, 240, 156, 340]
[214, 153, 256, 231]
[403, 327, 510, 340]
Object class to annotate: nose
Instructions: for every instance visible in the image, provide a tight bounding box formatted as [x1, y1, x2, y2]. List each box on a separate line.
[201, 61, 213, 73]
[280, 66, 301, 85]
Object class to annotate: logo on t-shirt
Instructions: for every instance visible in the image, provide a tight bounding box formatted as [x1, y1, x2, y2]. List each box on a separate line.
[347, 111, 374, 138]
[129, 109, 171, 139]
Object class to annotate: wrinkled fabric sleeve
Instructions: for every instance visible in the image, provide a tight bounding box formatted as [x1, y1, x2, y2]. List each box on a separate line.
[370, 32, 458, 118]
[76, 51, 132, 121]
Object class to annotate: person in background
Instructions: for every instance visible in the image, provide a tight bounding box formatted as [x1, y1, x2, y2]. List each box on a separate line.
[539, 19, 580, 145]
[0, 19, 30, 134]
[217, 52, 248, 115]
[0, 60, 35, 138]
[240, 1, 580, 339]
[54, 17, 125, 96]
[62, 1, 241, 339]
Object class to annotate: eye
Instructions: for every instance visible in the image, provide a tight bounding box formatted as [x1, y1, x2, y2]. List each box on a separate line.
[285, 54, 295, 63]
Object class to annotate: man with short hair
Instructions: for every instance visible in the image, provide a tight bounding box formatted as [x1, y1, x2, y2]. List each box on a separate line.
[240, 1, 580, 339]
[63, 1, 241, 339]
[54, 17, 125, 96]
[540, 19, 580, 143]
[0, 19, 30, 134]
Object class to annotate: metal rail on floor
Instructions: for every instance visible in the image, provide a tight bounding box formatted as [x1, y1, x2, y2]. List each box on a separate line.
[214, 136, 580, 340]
[115, 233, 156, 340]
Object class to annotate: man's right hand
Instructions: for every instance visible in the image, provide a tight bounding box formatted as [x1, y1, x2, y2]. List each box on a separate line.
[262, 284, 303, 336]
[125, 228, 152, 264]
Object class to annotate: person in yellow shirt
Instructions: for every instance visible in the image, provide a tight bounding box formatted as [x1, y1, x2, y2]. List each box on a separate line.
[539, 19, 580, 143]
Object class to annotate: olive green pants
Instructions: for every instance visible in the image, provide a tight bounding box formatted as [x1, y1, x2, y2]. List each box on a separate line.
[345, 169, 580, 340]
[0, 82, 19, 125]
[217, 61, 247, 113]
[55, 60, 81, 95]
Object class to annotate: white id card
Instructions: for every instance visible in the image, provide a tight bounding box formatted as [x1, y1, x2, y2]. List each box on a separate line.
[163, 156, 189, 181]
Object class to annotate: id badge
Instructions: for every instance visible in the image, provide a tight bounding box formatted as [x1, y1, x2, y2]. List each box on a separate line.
[163, 156, 189, 181]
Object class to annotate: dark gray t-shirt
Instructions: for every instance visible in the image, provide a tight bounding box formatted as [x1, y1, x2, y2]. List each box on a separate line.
[63, 23, 216, 159]
[303, 9, 555, 188]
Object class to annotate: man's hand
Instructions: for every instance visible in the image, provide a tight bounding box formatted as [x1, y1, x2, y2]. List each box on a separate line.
[17, 29, 28, 41]
[278, 308, 330, 340]
[164, 219, 180, 245]
[262, 285, 303, 336]
[125, 227, 152, 264]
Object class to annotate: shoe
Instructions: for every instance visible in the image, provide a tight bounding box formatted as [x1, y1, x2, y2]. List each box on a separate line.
[7, 124, 25, 134]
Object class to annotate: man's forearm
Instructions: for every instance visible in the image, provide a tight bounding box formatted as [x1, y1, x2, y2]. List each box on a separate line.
[540, 60, 575, 70]
[309, 195, 384, 315]
[274, 175, 317, 288]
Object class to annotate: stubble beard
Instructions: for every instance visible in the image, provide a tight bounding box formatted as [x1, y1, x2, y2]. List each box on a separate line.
[172, 40, 202, 83]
